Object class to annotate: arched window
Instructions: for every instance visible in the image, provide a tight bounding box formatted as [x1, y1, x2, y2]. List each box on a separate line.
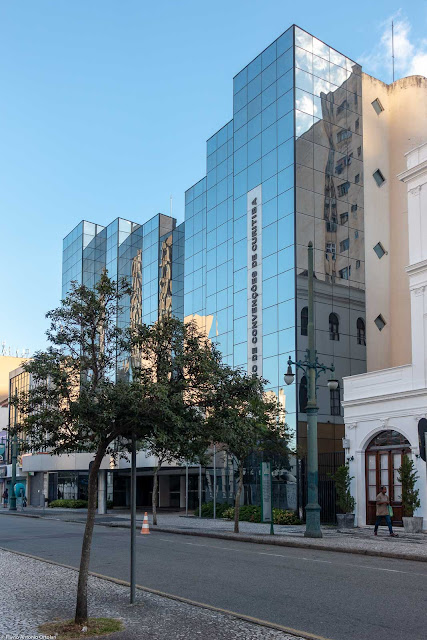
[299, 375, 307, 412]
[301, 307, 308, 336]
[330, 382, 341, 416]
[357, 317, 366, 345]
[329, 312, 339, 341]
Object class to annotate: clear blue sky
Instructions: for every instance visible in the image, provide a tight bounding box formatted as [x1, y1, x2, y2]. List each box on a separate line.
[1, 1, 426, 354]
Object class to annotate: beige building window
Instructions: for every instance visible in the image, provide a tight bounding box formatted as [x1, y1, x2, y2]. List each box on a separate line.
[374, 314, 386, 331]
[371, 98, 384, 115]
[373, 242, 387, 259]
[373, 169, 386, 187]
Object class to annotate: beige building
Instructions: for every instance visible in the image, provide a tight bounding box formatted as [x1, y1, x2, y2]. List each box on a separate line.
[341, 75, 427, 529]
[362, 74, 427, 372]
[343, 141, 427, 529]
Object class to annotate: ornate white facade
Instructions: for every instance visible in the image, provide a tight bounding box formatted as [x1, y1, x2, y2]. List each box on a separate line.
[343, 143, 427, 528]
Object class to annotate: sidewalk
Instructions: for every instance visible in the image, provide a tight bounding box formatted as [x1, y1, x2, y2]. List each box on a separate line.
[0, 548, 305, 640]
[2, 507, 427, 562]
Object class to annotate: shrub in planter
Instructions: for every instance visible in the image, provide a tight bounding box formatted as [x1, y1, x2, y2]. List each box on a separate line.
[329, 465, 356, 529]
[49, 499, 88, 509]
[398, 456, 422, 533]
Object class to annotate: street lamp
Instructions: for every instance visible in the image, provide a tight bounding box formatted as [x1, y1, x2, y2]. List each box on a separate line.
[284, 242, 337, 538]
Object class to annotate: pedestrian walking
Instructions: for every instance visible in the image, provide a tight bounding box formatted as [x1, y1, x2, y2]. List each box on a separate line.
[2, 488, 8, 508]
[374, 486, 398, 537]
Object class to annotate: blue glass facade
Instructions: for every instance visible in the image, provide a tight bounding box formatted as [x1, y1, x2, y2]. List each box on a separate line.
[62, 25, 366, 510]
[184, 25, 366, 455]
[62, 213, 183, 379]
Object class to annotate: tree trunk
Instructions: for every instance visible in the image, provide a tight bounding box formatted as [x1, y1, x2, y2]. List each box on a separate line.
[74, 444, 107, 625]
[234, 464, 244, 534]
[152, 463, 161, 526]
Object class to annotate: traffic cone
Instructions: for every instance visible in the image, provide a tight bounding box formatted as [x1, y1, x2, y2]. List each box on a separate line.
[141, 511, 150, 535]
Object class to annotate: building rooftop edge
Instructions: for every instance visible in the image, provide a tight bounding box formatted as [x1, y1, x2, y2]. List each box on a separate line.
[232, 23, 359, 81]
[362, 71, 427, 88]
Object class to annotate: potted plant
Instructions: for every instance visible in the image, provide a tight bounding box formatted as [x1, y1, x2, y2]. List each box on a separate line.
[330, 464, 356, 530]
[398, 456, 422, 533]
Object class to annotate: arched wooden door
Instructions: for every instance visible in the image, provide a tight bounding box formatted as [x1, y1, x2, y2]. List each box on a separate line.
[365, 430, 411, 526]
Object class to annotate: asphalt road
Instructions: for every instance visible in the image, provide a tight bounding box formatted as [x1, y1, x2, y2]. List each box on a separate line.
[0, 515, 426, 640]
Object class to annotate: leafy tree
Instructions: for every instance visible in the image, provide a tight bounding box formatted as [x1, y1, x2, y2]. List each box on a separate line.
[130, 315, 223, 525]
[209, 369, 291, 533]
[12, 274, 160, 625]
[398, 455, 421, 517]
[329, 465, 355, 514]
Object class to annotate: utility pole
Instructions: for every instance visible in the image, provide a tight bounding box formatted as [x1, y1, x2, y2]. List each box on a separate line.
[284, 243, 338, 538]
[185, 462, 189, 517]
[213, 444, 216, 519]
[198, 464, 202, 517]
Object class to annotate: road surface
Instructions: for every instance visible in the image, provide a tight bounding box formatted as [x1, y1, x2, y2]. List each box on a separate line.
[0, 515, 425, 640]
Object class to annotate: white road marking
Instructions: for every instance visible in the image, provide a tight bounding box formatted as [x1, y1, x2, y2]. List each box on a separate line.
[157, 535, 427, 577]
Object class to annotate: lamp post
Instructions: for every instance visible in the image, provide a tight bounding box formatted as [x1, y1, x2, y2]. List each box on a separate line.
[130, 433, 136, 604]
[284, 242, 338, 538]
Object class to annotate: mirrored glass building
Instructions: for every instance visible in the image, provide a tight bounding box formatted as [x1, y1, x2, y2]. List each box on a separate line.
[184, 25, 366, 465]
[57, 25, 366, 513]
[62, 214, 185, 379]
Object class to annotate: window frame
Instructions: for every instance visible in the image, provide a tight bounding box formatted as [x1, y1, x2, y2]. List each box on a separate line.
[374, 314, 386, 331]
[330, 382, 341, 416]
[373, 242, 387, 259]
[301, 306, 308, 336]
[329, 312, 340, 341]
[373, 169, 386, 187]
[357, 317, 366, 346]
[371, 98, 384, 115]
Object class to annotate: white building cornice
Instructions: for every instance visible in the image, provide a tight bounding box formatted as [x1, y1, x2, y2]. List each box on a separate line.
[342, 385, 427, 408]
[397, 160, 427, 183]
[344, 406, 427, 423]
[406, 258, 427, 277]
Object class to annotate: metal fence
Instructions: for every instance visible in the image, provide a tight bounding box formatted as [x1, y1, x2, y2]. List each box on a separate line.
[301, 451, 345, 523]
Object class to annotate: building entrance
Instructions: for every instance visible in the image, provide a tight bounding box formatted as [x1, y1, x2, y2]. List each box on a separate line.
[365, 430, 410, 526]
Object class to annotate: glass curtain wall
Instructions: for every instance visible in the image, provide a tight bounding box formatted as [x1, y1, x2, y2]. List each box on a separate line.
[232, 25, 297, 441]
[184, 177, 207, 328]
[293, 26, 366, 453]
[160, 221, 185, 320]
[206, 122, 234, 364]
[63, 213, 178, 382]
[62, 221, 106, 298]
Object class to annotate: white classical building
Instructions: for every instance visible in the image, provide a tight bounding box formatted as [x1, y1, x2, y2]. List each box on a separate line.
[343, 142, 427, 529]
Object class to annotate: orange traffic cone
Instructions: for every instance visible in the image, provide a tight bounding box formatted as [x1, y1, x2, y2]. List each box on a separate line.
[141, 511, 150, 535]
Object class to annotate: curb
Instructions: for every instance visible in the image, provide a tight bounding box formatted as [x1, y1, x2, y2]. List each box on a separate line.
[2, 510, 426, 563]
[0, 546, 331, 640]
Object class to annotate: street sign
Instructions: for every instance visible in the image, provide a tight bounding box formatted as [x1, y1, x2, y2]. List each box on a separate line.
[260, 461, 272, 524]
